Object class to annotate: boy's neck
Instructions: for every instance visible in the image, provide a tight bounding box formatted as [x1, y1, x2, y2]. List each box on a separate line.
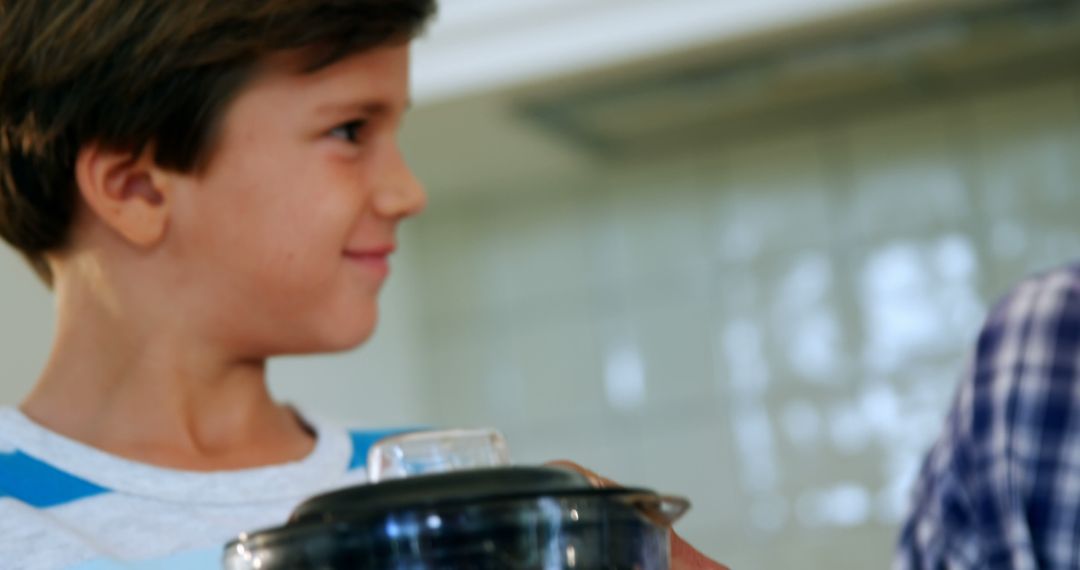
[20, 263, 316, 471]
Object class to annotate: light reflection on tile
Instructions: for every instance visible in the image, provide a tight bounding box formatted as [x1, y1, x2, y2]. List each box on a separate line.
[772, 253, 842, 384]
[823, 484, 872, 527]
[877, 449, 924, 524]
[781, 400, 823, 450]
[720, 319, 771, 397]
[732, 405, 780, 493]
[859, 242, 947, 375]
[858, 383, 902, 442]
[796, 484, 872, 528]
[750, 494, 789, 533]
[827, 402, 872, 455]
[615, 284, 717, 411]
[603, 342, 647, 412]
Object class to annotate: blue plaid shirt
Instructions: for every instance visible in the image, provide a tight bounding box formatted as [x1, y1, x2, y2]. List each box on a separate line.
[897, 263, 1080, 569]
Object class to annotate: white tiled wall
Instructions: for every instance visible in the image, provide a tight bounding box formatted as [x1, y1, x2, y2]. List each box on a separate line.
[0, 252, 53, 405]
[411, 74, 1080, 567]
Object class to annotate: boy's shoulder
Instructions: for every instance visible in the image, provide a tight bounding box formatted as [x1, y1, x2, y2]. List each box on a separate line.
[0, 497, 104, 569]
[0, 407, 105, 568]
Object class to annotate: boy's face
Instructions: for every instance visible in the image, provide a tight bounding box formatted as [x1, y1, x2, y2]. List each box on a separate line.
[166, 43, 425, 355]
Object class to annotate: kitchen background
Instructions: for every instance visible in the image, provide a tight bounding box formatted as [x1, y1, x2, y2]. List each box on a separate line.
[3, 0, 1080, 567]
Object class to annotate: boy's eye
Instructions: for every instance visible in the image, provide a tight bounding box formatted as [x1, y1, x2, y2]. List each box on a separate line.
[329, 119, 368, 143]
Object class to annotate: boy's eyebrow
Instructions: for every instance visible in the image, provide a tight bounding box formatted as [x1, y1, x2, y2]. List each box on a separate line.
[315, 98, 412, 117]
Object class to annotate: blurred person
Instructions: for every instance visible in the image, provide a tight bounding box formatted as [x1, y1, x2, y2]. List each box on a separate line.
[0, 1, 725, 568]
[898, 263, 1080, 568]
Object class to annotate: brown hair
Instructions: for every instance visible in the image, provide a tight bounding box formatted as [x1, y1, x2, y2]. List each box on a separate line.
[0, 0, 436, 284]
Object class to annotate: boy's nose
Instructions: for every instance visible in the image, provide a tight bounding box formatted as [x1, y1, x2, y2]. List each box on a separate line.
[373, 145, 427, 220]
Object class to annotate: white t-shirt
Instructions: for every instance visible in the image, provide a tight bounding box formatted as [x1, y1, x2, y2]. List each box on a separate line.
[0, 407, 410, 569]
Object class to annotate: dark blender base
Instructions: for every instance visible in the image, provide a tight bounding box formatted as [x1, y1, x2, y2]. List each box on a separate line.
[228, 495, 671, 569]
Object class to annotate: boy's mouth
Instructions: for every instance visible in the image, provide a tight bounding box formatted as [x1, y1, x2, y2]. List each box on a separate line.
[343, 245, 395, 278]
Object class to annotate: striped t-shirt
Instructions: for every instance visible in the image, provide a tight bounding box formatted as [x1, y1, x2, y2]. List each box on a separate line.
[0, 407, 408, 569]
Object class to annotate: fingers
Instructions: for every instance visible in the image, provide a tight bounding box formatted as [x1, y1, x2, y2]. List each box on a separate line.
[672, 532, 731, 570]
[547, 460, 731, 570]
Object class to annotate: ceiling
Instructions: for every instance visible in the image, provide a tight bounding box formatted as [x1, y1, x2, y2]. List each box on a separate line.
[401, 0, 1061, 203]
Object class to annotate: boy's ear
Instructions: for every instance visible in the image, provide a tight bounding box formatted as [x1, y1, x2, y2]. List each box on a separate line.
[74, 143, 172, 248]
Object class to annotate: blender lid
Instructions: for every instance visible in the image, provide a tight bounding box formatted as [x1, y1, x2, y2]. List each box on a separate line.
[289, 465, 639, 524]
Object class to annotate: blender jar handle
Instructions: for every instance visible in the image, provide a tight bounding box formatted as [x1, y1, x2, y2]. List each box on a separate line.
[628, 494, 692, 527]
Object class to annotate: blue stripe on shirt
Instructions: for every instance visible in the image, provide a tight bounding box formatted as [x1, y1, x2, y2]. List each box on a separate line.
[0, 450, 110, 508]
[0, 427, 422, 506]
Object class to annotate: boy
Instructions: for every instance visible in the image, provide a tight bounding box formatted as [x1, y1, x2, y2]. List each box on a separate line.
[0, 1, 724, 568]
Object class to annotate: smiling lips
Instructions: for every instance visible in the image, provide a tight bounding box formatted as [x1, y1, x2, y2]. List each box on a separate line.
[343, 245, 394, 278]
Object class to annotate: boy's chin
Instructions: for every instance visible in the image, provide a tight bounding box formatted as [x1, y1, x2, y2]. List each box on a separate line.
[281, 316, 378, 356]
[320, 321, 378, 353]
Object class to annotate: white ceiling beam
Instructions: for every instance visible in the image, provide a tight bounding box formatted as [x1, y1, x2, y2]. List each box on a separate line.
[411, 0, 963, 103]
